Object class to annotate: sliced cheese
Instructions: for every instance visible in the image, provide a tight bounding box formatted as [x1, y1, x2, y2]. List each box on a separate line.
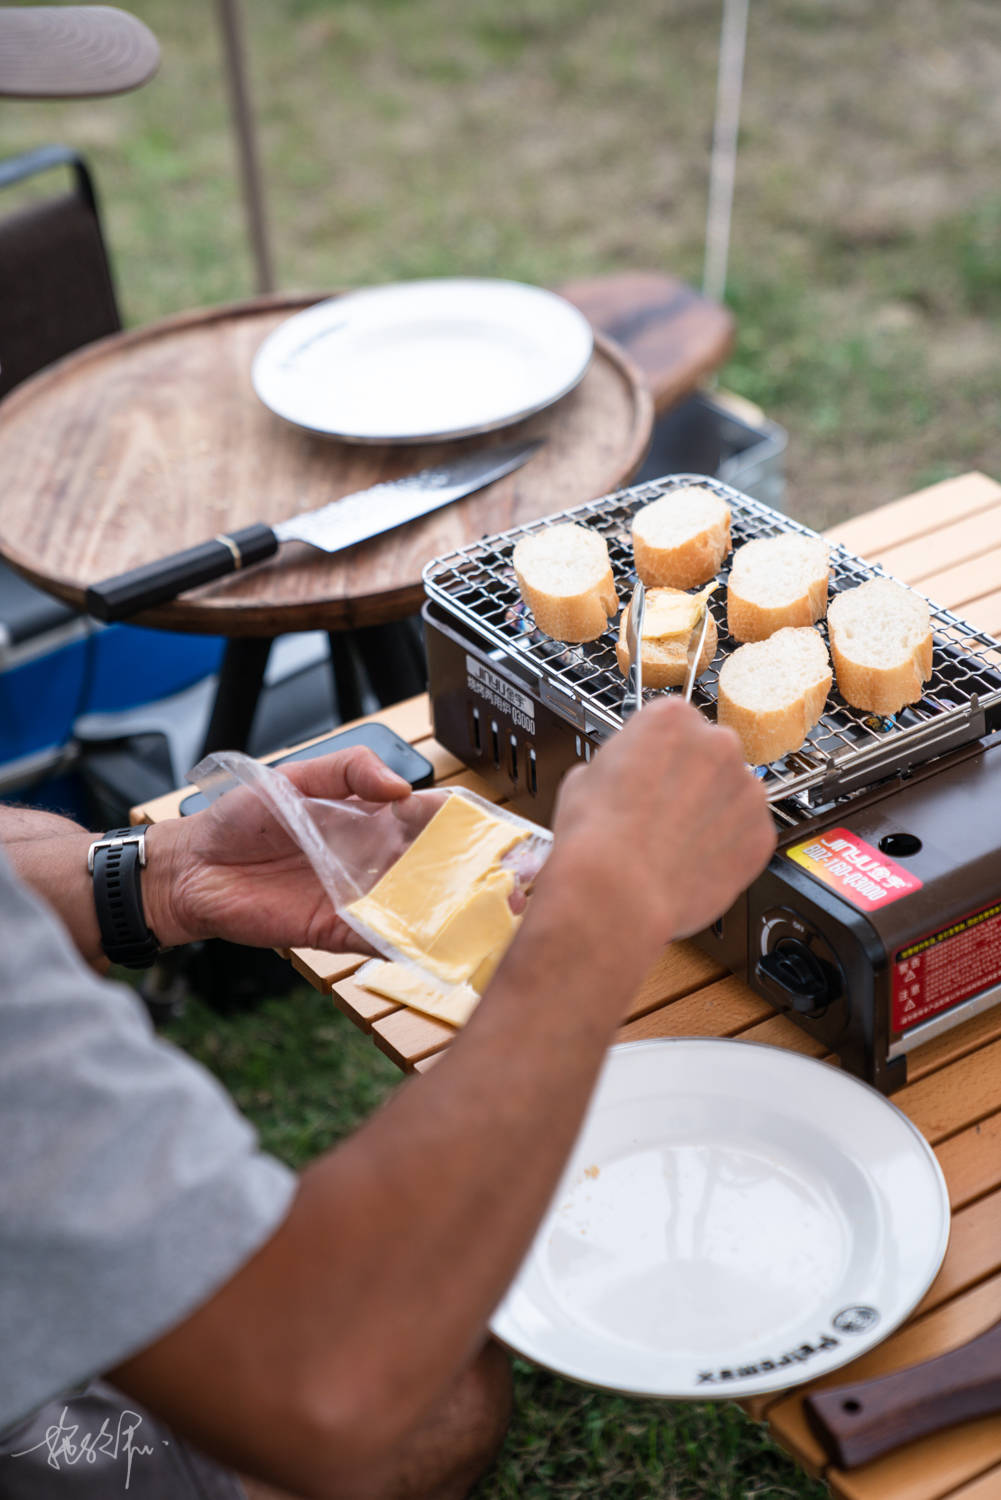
[356, 960, 480, 1028]
[422, 871, 522, 988]
[641, 582, 717, 642]
[345, 794, 528, 988]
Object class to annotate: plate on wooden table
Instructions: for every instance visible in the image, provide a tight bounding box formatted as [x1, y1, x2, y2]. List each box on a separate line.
[250, 278, 594, 443]
[491, 1038, 949, 1399]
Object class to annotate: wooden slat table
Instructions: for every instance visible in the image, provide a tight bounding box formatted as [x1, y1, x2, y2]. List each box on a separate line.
[134, 470, 1001, 1500]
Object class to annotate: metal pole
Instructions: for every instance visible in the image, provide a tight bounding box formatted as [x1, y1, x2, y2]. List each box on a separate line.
[703, 0, 749, 307]
[215, 0, 275, 294]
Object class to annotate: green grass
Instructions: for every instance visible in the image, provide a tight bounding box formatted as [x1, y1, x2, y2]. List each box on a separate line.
[488, 1369, 826, 1498]
[164, 985, 400, 1168]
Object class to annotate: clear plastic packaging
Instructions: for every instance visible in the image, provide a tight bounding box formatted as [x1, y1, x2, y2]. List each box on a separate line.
[190, 750, 552, 1022]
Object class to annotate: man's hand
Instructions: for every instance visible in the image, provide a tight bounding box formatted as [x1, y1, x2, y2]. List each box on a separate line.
[145, 746, 414, 954]
[541, 697, 775, 960]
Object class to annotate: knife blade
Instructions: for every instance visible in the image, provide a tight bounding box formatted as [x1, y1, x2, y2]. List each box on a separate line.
[85, 437, 543, 622]
[623, 579, 645, 716]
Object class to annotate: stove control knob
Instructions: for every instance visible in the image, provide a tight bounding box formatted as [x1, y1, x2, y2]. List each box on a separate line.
[756, 939, 837, 1018]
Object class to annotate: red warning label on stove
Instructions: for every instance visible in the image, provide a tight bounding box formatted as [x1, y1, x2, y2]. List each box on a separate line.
[785, 828, 922, 911]
[893, 901, 1001, 1032]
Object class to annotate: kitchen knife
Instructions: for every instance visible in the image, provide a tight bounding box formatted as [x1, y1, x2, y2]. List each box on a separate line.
[624, 579, 645, 715]
[803, 1312, 1001, 1468]
[85, 437, 543, 623]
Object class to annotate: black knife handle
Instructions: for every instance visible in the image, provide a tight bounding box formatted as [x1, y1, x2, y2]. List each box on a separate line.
[84, 524, 279, 622]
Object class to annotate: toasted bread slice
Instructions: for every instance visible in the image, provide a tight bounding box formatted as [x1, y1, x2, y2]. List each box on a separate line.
[727, 533, 830, 642]
[615, 584, 718, 689]
[717, 627, 832, 764]
[828, 578, 933, 715]
[513, 523, 618, 643]
[631, 484, 731, 589]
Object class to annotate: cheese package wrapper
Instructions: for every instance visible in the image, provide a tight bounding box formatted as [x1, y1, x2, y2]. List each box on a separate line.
[188, 751, 552, 1028]
[345, 791, 552, 1026]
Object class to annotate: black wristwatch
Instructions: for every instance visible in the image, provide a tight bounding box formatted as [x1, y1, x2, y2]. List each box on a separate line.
[88, 828, 161, 968]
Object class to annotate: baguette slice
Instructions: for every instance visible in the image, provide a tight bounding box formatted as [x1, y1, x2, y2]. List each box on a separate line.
[827, 578, 933, 715]
[513, 523, 618, 643]
[615, 584, 718, 688]
[727, 533, 830, 642]
[717, 627, 832, 764]
[631, 484, 731, 589]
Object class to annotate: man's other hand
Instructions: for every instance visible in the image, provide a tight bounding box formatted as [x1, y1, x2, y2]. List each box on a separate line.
[145, 746, 413, 954]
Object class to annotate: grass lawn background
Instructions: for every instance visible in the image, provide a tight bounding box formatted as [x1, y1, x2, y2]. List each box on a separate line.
[7, 2, 999, 1492]
[5, 0, 1000, 528]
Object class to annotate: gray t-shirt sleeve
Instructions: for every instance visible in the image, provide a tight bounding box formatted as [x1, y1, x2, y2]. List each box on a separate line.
[0, 844, 297, 1433]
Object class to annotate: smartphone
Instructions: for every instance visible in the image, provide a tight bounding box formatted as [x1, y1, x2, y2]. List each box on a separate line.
[178, 722, 435, 815]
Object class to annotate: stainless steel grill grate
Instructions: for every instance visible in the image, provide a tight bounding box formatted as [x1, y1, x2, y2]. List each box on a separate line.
[423, 474, 1001, 818]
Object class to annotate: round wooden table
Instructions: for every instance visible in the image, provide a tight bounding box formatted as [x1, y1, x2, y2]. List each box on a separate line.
[0, 291, 652, 745]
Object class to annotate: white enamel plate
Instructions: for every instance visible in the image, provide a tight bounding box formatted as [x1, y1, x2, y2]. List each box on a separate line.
[251, 278, 594, 443]
[491, 1038, 950, 1399]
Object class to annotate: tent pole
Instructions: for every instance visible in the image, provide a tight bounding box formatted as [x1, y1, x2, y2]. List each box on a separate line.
[703, 0, 749, 308]
[215, 0, 275, 294]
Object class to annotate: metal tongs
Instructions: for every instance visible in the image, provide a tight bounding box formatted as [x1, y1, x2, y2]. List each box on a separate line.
[683, 601, 712, 702]
[625, 581, 712, 715]
[624, 580, 645, 715]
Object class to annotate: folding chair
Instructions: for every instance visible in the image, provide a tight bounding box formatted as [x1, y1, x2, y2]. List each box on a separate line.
[0, 143, 121, 400]
[0, 146, 226, 812]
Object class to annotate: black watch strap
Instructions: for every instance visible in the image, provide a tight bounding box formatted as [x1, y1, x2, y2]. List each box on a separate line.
[88, 828, 160, 968]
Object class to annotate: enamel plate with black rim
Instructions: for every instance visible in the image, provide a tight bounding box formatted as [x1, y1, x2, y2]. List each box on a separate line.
[251, 278, 594, 443]
[491, 1038, 950, 1399]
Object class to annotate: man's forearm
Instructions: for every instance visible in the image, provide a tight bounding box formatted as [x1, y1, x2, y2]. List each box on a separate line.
[310, 877, 658, 1414]
[0, 807, 104, 967]
[0, 805, 192, 968]
[313, 882, 651, 1367]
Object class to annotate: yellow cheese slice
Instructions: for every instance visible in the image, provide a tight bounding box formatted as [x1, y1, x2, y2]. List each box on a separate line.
[345, 794, 529, 988]
[422, 870, 522, 986]
[357, 960, 480, 1028]
[641, 582, 718, 642]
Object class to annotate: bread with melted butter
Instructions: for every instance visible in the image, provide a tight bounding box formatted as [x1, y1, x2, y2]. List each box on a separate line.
[615, 585, 718, 689]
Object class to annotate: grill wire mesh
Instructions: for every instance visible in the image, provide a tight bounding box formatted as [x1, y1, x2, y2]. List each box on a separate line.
[424, 474, 1001, 822]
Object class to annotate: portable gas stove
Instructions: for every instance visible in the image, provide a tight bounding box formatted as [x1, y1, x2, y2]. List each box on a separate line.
[422, 474, 1001, 1094]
